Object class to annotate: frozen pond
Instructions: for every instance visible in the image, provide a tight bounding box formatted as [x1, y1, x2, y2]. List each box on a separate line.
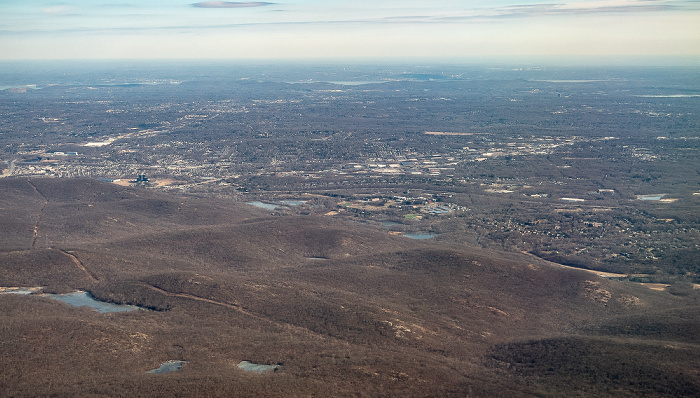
[247, 200, 307, 209]
[46, 291, 141, 313]
[636, 194, 667, 201]
[1, 289, 143, 313]
[147, 360, 187, 374]
[402, 233, 437, 240]
[246, 201, 281, 210]
[237, 361, 280, 373]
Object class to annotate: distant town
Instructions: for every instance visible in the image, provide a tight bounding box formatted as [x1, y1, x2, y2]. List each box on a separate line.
[2, 66, 699, 283]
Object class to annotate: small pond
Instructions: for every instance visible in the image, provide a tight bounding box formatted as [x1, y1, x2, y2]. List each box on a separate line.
[246, 201, 281, 210]
[402, 233, 437, 240]
[636, 194, 667, 201]
[45, 291, 142, 313]
[1, 289, 143, 313]
[237, 361, 280, 373]
[147, 360, 187, 374]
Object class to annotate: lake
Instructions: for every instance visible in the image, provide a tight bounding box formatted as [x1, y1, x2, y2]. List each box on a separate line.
[45, 291, 142, 313]
[246, 201, 281, 210]
[147, 360, 187, 374]
[403, 233, 437, 239]
[636, 194, 667, 201]
[237, 361, 280, 373]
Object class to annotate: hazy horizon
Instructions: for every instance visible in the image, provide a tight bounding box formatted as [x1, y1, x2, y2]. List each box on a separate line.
[1, 1, 699, 62]
[1, 56, 700, 68]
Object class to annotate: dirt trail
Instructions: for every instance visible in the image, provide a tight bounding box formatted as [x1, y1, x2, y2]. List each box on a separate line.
[141, 283, 263, 317]
[140, 283, 340, 342]
[26, 180, 48, 248]
[60, 250, 98, 282]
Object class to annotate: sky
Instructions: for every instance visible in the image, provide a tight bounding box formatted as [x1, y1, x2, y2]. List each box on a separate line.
[1, 0, 699, 62]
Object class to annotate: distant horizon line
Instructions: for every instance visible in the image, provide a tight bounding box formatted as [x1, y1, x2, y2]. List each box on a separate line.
[1, 55, 700, 67]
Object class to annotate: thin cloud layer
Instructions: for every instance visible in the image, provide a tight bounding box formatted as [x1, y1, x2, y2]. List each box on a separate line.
[192, 1, 273, 8]
[383, 1, 685, 23]
[2, 0, 698, 59]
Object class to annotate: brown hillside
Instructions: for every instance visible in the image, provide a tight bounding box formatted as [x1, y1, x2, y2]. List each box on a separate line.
[0, 178, 698, 397]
